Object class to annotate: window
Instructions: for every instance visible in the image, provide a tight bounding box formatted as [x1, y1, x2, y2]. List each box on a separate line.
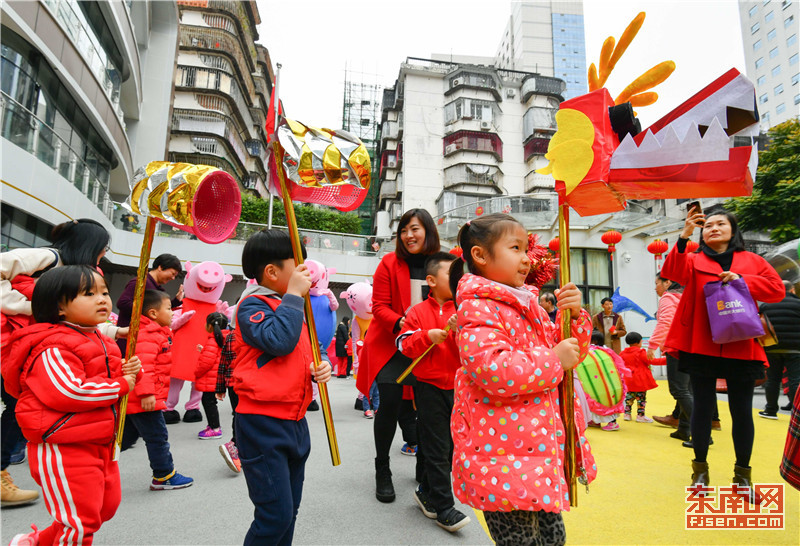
[750, 5, 759, 16]
[754, 39, 763, 50]
[770, 46, 780, 58]
[776, 103, 786, 114]
[793, 72, 800, 85]
[773, 65, 782, 76]
[758, 75, 766, 85]
[786, 15, 795, 26]
[550, 249, 614, 314]
[790, 34, 798, 46]
[794, 93, 800, 104]
[775, 83, 784, 94]
[760, 93, 769, 104]
[752, 22, 761, 33]
[783, 0, 793, 9]
[763, 112, 771, 121]
[768, 28, 777, 40]
[766, 10, 775, 21]
[756, 57, 765, 68]
[791, 53, 799, 65]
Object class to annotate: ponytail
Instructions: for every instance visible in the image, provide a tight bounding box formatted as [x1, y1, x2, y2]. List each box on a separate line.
[206, 312, 229, 347]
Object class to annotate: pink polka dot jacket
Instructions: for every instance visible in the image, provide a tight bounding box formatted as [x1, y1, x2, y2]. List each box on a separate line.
[451, 274, 597, 513]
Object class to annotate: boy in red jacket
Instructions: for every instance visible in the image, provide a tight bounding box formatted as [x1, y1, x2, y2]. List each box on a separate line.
[122, 290, 193, 490]
[620, 332, 663, 423]
[396, 252, 470, 532]
[233, 230, 332, 545]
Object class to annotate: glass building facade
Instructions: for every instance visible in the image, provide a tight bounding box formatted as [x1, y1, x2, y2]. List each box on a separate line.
[551, 12, 588, 99]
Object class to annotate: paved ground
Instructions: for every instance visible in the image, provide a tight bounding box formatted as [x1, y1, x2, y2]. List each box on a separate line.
[1, 378, 491, 545]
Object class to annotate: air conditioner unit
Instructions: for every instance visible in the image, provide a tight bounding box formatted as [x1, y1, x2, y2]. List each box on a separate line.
[506, 88, 516, 98]
[452, 78, 461, 88]
[444, 144, 457, 155]
[480, 120, 492, 130]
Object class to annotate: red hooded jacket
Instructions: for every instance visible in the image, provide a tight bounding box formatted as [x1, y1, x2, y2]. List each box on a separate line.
[619, 346, 661, 392]
[195, 330, 228, 392]
[2, 323, 130, 444]
[396, 296, 459, 390]
[127, 316, 171, 414]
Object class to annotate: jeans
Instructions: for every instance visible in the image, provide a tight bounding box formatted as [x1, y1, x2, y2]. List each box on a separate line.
[415, 382, 455, 511]
[363, 381, 380, 411]
[1, 382, 23, 471]
[666, 355, 693, 437]
[764, 352, 800, 413]
[124, 411, 174, 478]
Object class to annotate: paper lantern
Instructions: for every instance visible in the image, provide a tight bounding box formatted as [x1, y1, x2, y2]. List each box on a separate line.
[449, 246, 463, 257]
[475, 206, 484, 216]
[647, 239, 669, 262]
[576, 348, 624, 408]
[686, 240, 700, 253]
[548, 237, 561, 254]
[437, 217, 445, 225]
[601, 230, 622, 259]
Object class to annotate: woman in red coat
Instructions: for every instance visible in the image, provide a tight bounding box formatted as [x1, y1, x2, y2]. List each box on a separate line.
[662, 208, 783, 496]
[358, 209, 440, 503]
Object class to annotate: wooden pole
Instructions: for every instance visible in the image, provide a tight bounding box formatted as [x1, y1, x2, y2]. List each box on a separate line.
[114, 216, 157, 460]
[271, 141, 341, 466]
[558, 201, 578, 507]
[395, 325, 451, 384]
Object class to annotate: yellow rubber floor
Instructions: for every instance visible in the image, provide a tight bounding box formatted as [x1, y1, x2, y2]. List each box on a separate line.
[475, 380, 799, 544]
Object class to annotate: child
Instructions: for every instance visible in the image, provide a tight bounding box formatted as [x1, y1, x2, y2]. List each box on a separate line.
[216, 327, 241, 472]
[2, 266, 140, 545]
[233, 229, 332, 545]
[397, 252, 470, 532]
[447, 214, 596, 545]
[122, 290, 194, 490]
[195, 312, 230, 440]
[620, 332, 662, 423]
[585, 330, 628, 432]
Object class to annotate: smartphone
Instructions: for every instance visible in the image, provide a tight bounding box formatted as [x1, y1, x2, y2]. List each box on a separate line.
[686, 200, 704, 226]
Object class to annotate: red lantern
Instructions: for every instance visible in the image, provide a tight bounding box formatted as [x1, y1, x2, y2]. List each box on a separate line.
[647, 239, 669, 262]
[475, 206, 484, 216]
[548, 237, 560, 254]
[437, 217, 444, 225]
[686, 240, 700, 253]
[601, 230, 622, 260]
[449, 246, 463, 257]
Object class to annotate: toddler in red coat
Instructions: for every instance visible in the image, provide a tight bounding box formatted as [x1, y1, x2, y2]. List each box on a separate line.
[3, 266, 140, 545]
[121, 290, 193, 490]
[195, 312, 230, 440]
[620, 331, 663, 423]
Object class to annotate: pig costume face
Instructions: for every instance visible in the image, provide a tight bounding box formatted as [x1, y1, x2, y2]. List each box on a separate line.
[306, 259, 337, 296]
[183, 261, 232, 303]
[340, 281, 373, 320]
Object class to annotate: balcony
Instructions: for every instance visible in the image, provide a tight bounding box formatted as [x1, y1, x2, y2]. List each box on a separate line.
[176, 65, 255, 131]
[523, 137, 551, 161]
[1, 94, 113, 219]
[443, 130, 503, 160]
[379, 180, 397, 200]
[382, 120, 400, 140]
[171, 109, 248, 169]
[380, 150, 401, 177]
[443, 164, 503, 191]
[178, 25, 255, 98]
[521, 75, 566, 103]
[523, 105, 558, 139]
[446, 70, 501, 100]
[524, 171, 555, 193]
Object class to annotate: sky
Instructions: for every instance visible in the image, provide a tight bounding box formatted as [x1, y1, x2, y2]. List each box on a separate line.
[253, 0, 746, 130]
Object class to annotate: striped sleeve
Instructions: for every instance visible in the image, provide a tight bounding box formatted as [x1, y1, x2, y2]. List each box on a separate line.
[25, 347, 128, 413]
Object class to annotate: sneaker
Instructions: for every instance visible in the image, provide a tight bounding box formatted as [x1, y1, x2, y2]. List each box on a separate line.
[636, 415, 654, 423]
[9, 439, 27, 465]
[781, 402, 793, 411]
[1, 470, 39, 507]
[150, 471, 194, 490]
[182, 409, 203, 423]
[587, 420, 601, 428]
[163, 410, 180, 424]
[414, 486, 437, 519]
[364, 409, 374, 419]
[197, 426, 222, 440]
[9, 525, 39, 546]
[219, 441, 241, 473]
[623, 413, 632, 421]
[400, 443, 417, 456]
[308, 400, 320, 411]
[602, 422, 620, 431]
[758, 410, 778, 420]
[436, 507, 471, 532]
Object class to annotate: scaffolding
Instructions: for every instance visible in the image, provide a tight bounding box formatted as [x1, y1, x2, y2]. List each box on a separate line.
[341, 64, 381, 235]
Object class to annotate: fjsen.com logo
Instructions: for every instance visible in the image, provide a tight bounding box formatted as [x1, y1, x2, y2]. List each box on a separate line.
[717, 299, 743, 311]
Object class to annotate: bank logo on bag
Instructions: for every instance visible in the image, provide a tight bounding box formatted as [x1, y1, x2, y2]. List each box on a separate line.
[717, 299, 743, 312]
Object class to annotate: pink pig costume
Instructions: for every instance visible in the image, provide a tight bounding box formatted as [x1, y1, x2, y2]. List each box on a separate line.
[451, 274, 597, 513]
[167, 261, 232, 412]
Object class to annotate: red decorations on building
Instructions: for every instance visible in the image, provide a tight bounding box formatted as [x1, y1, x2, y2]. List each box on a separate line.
[437, 217, 445, 225]
[548, 237, 560, 254]
[449, 246, 463, 257]
[647, 239, 669, 262]
[601, 230, 622, 260]
[475, 206, 484, 216]
[685, 240, 700, 253]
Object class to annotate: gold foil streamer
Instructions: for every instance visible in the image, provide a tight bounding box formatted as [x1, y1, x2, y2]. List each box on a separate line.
[275, 118, 371, 191]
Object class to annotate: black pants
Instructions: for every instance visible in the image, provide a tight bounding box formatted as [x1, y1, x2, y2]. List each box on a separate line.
[690, 375, 755, 466]
[374, 381, 424, 479]
[764, 352, 800, 413]
[202, 392, 220, 429]
[416, 382, 455, 511]
[666, 355, 693, 437]
[123, 411, 174, 478]
[0, 381, 23, 471]
[236, 413, 309, 546]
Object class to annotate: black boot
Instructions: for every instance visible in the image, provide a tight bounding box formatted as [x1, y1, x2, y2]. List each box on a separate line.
[691, 460, 709, 489]
[375, 458, 395, 503]
[733, 464, 761, 504]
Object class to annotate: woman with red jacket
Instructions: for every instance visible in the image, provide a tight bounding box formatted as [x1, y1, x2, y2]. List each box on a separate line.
[195, 312, 229, 440]
[661, 208, 783, 496]
[357, 209, 440, 503]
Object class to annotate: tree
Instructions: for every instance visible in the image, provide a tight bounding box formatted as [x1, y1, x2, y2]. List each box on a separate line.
[239, 193, 362, 234]
[727, 119, 800, 243]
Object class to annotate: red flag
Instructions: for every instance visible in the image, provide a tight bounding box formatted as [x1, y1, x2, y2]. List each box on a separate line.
[265, 83, 283, 141]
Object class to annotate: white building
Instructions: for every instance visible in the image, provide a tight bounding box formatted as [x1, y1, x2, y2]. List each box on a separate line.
[738, 0, 800, 128]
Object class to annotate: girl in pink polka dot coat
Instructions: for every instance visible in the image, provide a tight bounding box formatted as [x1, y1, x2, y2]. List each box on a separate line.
[447, 214, 597, 544]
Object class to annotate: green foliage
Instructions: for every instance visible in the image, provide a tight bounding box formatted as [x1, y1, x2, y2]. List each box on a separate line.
[239, 193, 362, 234]
[727, 119, 800, 243]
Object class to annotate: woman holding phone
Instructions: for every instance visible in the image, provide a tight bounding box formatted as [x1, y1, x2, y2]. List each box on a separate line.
[661, 206, 783, 499]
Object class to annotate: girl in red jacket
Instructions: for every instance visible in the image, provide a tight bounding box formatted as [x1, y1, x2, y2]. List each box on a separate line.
[447, 214, 596, 545]
[3, 265, 140, 545]
[195, 312, 229, 440]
